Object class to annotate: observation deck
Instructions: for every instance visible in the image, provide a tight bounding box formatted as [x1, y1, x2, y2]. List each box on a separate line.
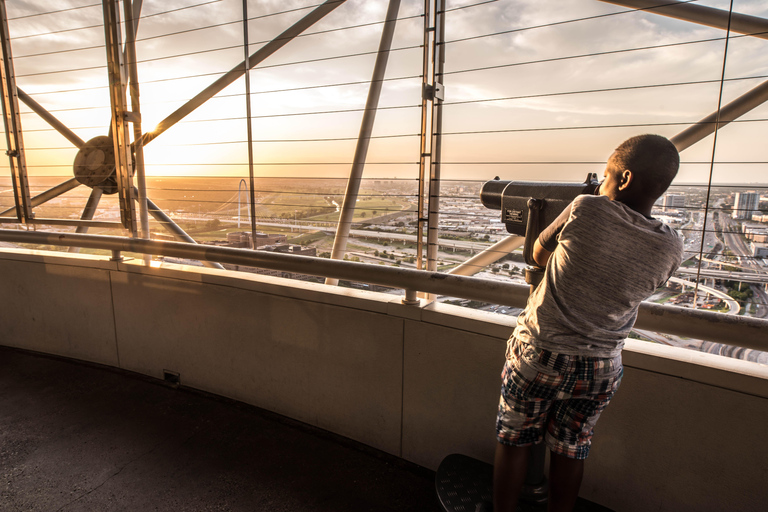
[1, 244, 766, 511]
[2, 0, 768, 510]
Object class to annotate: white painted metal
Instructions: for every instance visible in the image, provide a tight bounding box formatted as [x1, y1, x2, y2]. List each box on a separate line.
[0, 0, 32, 224]
[672, 80, 768, 151]
[123, 0, 149, 242]
[448, 236, 526, 276]
[326, 0, 402, 286]
[102, 0, 137, 235]
[426, 0, 446, 273]
[599, 0, 768, 41]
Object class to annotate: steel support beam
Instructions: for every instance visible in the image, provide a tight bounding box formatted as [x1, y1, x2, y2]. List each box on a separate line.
[426, 0, 446, 273]
[123, 0, 149, 241]
[416, 0, 432, 271]
[102, 0, 137, 235]
[68, 187, 104, 252]
[326, 0, 401, 286]
[0, 178, 82, 217]
[448, 236, 525, 276]
[136, 188, 224, 270]
[8, 218, 121, 229]
[0, 0, 32, 224]
[16, 89, 86, 149]
[599, 0, 768, 41]
[143, 0, 347, 145]
[671, 79, 768, 151]
[242, 0, 258, 248]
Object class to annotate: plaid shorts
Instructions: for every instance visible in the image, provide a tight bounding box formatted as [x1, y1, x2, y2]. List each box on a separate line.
[496, 336, 623, 460]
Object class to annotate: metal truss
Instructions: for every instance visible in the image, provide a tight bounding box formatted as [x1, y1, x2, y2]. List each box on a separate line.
[0, 0, 348, 269]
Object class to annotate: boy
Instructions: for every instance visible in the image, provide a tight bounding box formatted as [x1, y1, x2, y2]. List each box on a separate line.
[492, 134, 684, 512]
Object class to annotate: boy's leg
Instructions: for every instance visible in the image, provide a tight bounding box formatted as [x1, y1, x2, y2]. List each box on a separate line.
[492, 443, 530, 512]
[547, 450, 583, 512]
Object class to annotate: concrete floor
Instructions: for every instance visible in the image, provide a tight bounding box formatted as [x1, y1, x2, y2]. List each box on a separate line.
[0, 346, 440, 511]
[0, 346, 612, 512]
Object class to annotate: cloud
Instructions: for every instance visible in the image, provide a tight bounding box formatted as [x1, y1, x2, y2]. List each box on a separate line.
[4, 0, 767, 183]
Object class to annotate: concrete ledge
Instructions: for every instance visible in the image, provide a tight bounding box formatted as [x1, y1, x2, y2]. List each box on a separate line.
[623, 338, 768, 398]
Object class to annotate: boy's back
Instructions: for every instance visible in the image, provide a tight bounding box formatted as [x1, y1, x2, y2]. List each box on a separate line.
[514, 194, 683, 359]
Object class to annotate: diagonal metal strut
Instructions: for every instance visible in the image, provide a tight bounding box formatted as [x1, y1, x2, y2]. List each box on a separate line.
[671, 79, 768, 151]
[142, 0, 348, 145]
[17, 88, 86, 149]
[599, 0, 768, 41]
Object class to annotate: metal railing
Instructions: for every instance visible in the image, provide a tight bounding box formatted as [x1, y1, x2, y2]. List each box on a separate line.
[1, 228, 765, 352]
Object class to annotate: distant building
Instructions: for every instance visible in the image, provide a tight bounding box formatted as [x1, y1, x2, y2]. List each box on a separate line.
[227, 231, 252, 248]
[663, 193, 686, 209]
[151, 232, 177, 242]
[219, 231, 289, 249]
[732, 191, 760, 220]
[753, 243, 768, 258]
[253, 232, 287, 248]
[263, 244, 317, 257]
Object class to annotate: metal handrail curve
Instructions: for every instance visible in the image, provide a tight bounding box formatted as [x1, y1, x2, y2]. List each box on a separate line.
[0, 229, 766, 351]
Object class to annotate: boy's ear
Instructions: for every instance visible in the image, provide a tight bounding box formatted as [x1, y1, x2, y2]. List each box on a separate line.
[619, 169, 633, 190]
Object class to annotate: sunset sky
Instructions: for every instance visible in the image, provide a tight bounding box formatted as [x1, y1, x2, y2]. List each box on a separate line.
[2, 0, 767, 185]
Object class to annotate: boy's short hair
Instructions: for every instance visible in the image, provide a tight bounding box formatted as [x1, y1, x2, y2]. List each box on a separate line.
[612, 134, 679, 201]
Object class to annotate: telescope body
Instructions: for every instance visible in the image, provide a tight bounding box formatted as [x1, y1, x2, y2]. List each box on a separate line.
[480, 174, 600, 236]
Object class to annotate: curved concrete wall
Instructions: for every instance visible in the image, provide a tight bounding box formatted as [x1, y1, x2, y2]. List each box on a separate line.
[1, 248, 767, 511]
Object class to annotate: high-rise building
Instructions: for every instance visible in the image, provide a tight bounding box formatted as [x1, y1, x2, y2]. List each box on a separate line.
[732, 191, 760, 219]
[663, 193, 686, 209]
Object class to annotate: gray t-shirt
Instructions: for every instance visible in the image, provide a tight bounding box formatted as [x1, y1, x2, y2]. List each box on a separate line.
[513, 194, 683, 358]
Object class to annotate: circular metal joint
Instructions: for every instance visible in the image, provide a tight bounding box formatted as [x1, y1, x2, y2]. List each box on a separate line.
[73, 135, 118, 194]
[527, 197, 543, 210]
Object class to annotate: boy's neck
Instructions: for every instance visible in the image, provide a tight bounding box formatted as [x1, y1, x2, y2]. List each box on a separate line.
[616, 197, 653, 218]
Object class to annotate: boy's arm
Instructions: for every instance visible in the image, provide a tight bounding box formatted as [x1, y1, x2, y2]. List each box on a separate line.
[532, 239, 552, 267]
[534, 202, 574, 267]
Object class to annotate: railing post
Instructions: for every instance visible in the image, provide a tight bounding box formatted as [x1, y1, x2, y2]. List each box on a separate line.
[402, 289, 420, 305]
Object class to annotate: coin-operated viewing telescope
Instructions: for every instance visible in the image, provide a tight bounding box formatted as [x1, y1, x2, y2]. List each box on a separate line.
[480, 173, 600, 285]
